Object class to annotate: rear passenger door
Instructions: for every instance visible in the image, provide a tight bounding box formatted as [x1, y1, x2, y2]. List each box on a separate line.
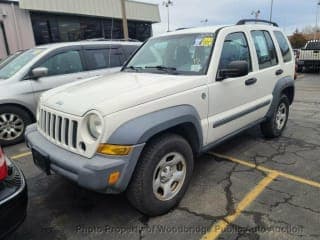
[83, 45, 125, 78]
[250, 30, 283, 106]
[30, 47, 88, 101]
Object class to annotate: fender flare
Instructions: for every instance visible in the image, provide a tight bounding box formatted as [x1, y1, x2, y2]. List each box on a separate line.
[266, 76, 295, 119]
[108, 105, 203, 149]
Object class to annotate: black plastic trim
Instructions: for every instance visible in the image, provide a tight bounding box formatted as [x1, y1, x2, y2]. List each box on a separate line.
[212, 100, 271, 128]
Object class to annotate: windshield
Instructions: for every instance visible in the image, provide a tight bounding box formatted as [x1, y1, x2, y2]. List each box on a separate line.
[0, 51, 24, 69]
[0, 48, 45, 79]
[123, 33, 215, 75]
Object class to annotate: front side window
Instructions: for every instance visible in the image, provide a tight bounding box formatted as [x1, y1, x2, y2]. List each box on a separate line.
[39, 50, 83, 76]
[0, 49, 45, 79]
[274, 31, 292, 63]
[124, 33, 215, 75]
[251, 30, 278, 69]
[218, 32, 252, 76]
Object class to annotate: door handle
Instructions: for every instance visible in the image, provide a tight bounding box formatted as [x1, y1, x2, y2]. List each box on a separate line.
[275, 69, 283, 76]
[245, 78, 257, 86]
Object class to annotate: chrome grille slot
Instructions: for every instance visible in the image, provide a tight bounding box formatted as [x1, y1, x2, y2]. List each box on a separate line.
[72, 121, 78, 148]
[37, 107, 79, 151]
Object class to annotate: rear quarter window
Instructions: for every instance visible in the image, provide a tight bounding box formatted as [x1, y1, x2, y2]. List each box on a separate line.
[274, 31, 292, 63]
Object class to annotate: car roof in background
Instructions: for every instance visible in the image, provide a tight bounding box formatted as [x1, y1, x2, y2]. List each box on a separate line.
[35, 40, 141, 50]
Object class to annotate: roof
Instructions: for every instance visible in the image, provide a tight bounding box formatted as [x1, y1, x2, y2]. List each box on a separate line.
[154, 23, 281, 38]
[35, 40, 141, 50]
[19, 0, 160, 23]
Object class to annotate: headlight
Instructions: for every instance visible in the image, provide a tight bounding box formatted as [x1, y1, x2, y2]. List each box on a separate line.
[87, 113, 103, 139]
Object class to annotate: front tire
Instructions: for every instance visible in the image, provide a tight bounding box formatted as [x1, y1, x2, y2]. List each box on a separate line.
[0, 106, 33, 146]
[261, 95, 290, 138]
[126, 133, 194, 216]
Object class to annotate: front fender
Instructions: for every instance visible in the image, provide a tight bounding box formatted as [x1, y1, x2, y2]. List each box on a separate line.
[108, 105, 203, 148]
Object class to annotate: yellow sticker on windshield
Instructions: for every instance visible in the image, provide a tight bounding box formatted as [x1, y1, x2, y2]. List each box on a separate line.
[200, 37, 214, 47]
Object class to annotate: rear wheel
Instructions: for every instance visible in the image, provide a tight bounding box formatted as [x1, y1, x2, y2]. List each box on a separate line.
[261, 95, 289, 138]
[0, 106, 33, 146]
[126, 133, 194, 216]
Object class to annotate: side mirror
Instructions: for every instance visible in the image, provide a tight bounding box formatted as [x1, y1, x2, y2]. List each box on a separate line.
[217, 60, 249, 81]
[31, 67, 48, 79]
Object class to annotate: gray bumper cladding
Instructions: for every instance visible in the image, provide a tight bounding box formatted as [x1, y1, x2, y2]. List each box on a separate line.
[25, 124, 144, 193]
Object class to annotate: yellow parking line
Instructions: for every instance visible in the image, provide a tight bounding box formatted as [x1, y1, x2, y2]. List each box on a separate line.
[10, 151, 32, 160]
[201, 171, 279, 240]
[209, 152, 320, 189]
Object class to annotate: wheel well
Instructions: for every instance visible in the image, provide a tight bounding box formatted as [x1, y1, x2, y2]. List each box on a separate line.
[148, 122, 201, 156]
[0, 103, 35, 122]
[281, 87, 294, 105]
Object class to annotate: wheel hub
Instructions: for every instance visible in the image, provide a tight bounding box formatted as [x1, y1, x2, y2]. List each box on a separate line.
[160, 166, 173, 183]
[0, 113, 24, 141]
[153, 152, 187, 201]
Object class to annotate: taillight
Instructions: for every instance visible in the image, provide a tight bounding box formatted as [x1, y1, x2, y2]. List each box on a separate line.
[0, 147, 8, 181]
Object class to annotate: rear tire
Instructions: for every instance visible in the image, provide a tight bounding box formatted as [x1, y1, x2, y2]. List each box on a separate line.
[0, 106, 33, 146]
[261, 95, 289, 138]
[126, 133, 194, 216]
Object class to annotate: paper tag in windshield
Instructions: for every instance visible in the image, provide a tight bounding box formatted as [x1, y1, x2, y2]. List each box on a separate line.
[194, 36, 214, 47]
[191, 64, 202, 72]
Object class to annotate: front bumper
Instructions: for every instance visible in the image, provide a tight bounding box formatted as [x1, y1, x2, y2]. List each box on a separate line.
[0, 158, 28, 239]
[25, 124, 144, 193]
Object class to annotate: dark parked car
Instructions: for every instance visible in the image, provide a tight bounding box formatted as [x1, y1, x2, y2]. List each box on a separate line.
[0, 146, 27, 238]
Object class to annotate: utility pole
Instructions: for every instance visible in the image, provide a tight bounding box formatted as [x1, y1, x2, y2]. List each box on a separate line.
[270, 0, 274, 22]
[315, 0, 320, 39]
[121, 0, 129, 40]
[163, 0, 173, 32]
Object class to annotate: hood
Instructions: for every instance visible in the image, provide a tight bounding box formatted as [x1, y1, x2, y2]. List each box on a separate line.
[42, 72, 204, 116]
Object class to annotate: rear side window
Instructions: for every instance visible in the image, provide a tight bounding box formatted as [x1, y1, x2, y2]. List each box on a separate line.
[123, 45, 140, 58]
[84, 48, 123, 70]
[274, 31, 292, 62]
[251, 30, 278, 69]
[306, 41, 320, 50]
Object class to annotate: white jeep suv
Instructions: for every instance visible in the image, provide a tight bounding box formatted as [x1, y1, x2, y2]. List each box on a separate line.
[25, 19, 295, 216]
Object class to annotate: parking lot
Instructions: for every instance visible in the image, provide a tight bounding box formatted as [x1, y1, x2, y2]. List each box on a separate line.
[5, 73, 320, 240]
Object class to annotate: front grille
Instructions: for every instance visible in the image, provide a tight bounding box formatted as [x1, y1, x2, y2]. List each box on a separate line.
[38, 107, 79, 150]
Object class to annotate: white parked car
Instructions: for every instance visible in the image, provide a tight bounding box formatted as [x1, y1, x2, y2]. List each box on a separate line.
[25, 19, 295, 216]
[0, 41, 141, 146]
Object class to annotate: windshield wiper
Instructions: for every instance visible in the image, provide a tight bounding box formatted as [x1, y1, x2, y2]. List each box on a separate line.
[144, 65, 179, 74]
[124, 66, 142, 72]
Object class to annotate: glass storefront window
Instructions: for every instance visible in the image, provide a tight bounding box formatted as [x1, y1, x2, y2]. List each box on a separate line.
[103, 19, 124, 39]
[30, 12, 152, 44]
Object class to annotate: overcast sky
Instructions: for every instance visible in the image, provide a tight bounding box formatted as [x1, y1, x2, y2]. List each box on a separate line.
[136, 0, 320, 36]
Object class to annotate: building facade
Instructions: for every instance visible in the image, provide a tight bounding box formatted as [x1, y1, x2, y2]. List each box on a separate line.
[0, 0, 160, 60]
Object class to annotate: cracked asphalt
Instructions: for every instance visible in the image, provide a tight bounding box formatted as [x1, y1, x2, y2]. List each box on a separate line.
[5, 73, 320, 240]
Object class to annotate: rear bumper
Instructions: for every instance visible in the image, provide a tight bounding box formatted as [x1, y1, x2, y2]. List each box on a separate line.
[297, 60, 320, 68]
[25, 124, 144, 193]
[0, 159, 28, 239]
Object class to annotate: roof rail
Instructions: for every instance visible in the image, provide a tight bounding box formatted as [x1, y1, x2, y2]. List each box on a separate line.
[82, 38, 141, 42]
[236, 19, 279, 27]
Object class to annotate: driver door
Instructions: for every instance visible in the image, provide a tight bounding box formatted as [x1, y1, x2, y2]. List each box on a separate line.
[207, 29, 266, 144]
